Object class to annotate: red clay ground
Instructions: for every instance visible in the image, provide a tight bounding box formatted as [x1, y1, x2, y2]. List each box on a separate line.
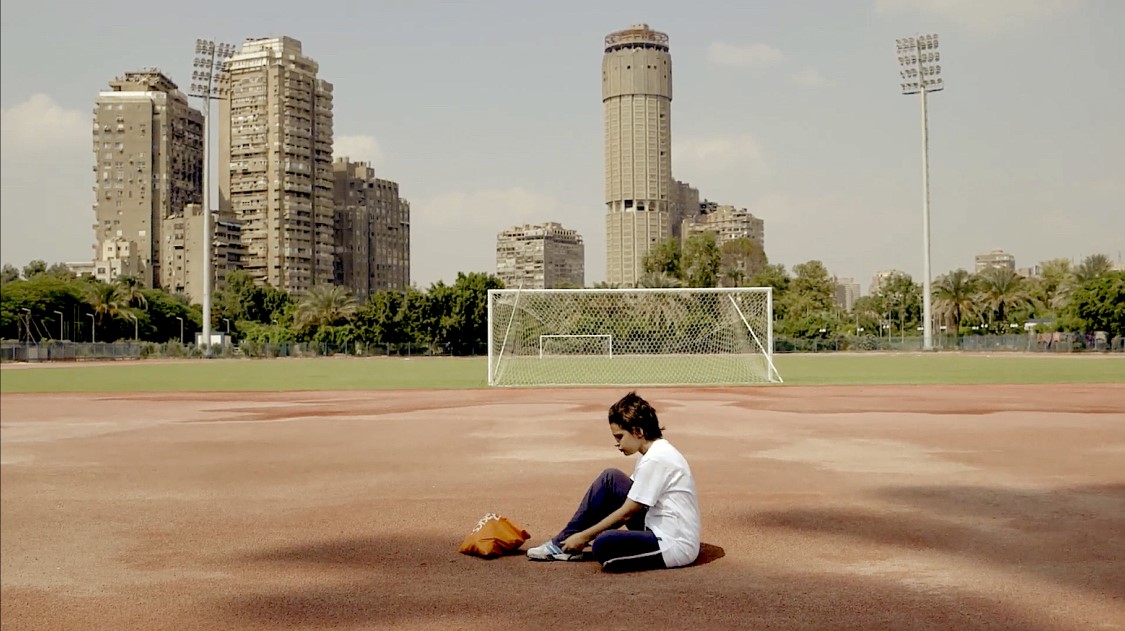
[1, 385, 1123, 630]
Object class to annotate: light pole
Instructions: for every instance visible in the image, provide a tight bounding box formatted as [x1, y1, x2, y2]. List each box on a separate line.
[54, 310, 64, 340]
[21, 308, 32, 342]
[190, 39, 236, 355]
[88, 314, 96, 343]
[176, 316, 185, 345]
[897, 34, 943, 352]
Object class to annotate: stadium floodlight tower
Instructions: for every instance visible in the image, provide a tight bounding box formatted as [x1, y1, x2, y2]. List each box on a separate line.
[897, 33, 943, 351]
[190, 39, 236, 354]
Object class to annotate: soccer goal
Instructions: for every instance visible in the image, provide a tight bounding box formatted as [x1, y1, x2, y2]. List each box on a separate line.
[487, 287, 782, 387]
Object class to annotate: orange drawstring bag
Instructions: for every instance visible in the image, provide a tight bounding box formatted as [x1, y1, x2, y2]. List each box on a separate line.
[458, 513, 531, 558]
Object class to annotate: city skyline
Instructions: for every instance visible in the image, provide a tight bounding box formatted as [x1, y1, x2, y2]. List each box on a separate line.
[2, 1, 1123, 295]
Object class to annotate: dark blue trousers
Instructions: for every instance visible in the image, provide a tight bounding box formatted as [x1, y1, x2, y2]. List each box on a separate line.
[552, 468, 668, 572]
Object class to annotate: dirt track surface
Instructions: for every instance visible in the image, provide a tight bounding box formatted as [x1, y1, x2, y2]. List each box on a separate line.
[2, 385, 1124, 630]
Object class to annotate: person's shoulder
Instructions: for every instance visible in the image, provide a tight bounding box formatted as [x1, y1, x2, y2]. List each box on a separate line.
[651, 438, 687, 461]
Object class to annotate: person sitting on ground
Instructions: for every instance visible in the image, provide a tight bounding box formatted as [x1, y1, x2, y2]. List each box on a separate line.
[526, 391, 701, 572]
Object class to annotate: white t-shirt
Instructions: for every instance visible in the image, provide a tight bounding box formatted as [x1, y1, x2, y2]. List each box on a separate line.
[627, 438, 701, 567]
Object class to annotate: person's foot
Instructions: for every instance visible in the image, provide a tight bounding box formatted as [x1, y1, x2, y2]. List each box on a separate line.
[526, 540, 584, 561]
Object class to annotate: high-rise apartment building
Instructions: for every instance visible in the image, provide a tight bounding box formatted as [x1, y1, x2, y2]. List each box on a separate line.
[92, 70, 203, 288]
[975, 249, 1015, 273]
[870, 269, 907, 294]
[603, 24, 673, 286]
[682, 203, 765, 250]
[161, 205, 245, 301]
[833, 276, 861, 312]
[496, 223, 585, 289]
[669, 179, 700, 238]
[219, 36, 335, 294]
[331, 158, 411, 298]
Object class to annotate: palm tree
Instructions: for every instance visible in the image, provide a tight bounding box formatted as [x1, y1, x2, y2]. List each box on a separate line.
[294, 285, 358, 331]
[86, 281, 127, 327]
[975, 267, 1036, 328]
[637, 271, 684, 288]
[124, 311, 140, 340]
[1074, 254, 1113, 284]
[1038, 258, 1075, 310]
[114, 275, 148, 310]
[932, 269, 977, 333]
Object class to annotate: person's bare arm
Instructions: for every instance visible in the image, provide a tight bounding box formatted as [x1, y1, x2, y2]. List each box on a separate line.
[560, 498, 647, 552]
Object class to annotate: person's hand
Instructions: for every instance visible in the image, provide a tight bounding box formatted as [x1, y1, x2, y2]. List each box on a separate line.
[561, 533, 591, 553]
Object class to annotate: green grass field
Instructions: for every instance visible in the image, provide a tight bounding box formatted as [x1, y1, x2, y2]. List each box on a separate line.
[1, 353, 1122, 393]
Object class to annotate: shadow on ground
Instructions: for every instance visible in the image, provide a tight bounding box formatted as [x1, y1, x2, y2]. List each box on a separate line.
[210, 533, 1068, 630]
[694, 542, 725, 566]
[749, 483, 1125, 599]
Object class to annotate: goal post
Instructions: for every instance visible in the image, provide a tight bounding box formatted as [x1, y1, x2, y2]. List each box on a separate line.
[487, 287, 782, 387]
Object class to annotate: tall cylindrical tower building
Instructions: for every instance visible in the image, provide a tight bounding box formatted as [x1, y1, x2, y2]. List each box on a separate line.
[603, 23, 673, 286]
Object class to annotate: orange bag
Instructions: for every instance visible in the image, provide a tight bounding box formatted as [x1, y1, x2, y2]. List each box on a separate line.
[458, 513, 531, 558]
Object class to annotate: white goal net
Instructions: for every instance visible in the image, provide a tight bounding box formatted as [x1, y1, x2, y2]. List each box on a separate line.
[487, 287, 782, 387]
[539, 334, 613, 358]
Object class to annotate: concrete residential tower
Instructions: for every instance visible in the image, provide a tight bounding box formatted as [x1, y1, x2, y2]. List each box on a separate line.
[603, 24, 673, 286]
[495, 222, 585, 289]
[92, 70, 203, 288]
[219, 36, 334, 293]
[332, 158, 411, 298]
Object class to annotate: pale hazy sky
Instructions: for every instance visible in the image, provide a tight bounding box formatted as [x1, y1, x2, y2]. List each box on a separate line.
[2, 0, 1122, 293]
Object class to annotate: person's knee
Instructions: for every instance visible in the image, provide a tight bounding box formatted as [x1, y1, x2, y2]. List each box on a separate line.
[598, 468, 627, 483]
[592, 533, 665, 572]
[591, 532, 617, 563]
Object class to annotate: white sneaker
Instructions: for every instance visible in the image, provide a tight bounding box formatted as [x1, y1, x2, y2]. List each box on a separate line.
[526, 540, 583, 561]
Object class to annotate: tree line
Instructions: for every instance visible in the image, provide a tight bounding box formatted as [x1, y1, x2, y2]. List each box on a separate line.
[1, 263, 503, 354]
[1, 242, 1122, 353]
[635, 235, 1123, 339]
